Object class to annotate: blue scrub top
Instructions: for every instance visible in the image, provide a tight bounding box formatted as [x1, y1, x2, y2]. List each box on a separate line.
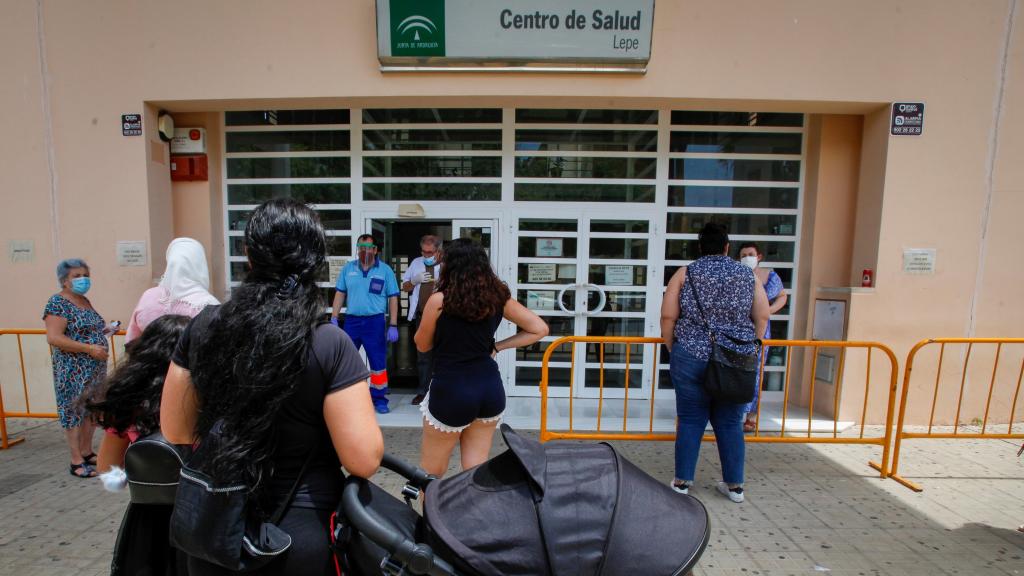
[336, 258, 400, 317]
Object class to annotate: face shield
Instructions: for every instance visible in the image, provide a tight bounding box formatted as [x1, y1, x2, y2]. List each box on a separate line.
[357, 242, 377, 266]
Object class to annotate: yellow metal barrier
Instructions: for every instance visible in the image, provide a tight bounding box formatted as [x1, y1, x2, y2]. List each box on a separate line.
[540, 337, 901, 479]
[884, 338, 1024, 491]
[0, 328, 123, 450]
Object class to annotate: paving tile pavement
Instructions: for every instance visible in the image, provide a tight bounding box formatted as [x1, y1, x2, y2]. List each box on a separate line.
[0, 419, 1021, 575]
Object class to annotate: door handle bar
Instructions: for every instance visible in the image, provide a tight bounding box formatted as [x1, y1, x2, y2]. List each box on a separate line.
[582, 283, 607, 316]
[555, 284, 576, 315]
[555, 283, 608, 316]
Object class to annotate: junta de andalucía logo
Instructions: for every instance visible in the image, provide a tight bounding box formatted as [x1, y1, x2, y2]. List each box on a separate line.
[390, 0, 445, 56]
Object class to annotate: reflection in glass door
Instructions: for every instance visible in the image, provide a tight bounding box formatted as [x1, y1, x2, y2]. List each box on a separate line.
[451, 220, 495, 265]
[511, 214, 659, 399]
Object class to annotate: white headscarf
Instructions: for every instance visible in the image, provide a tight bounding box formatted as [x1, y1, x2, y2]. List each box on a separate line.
[158, 238, 218, 312]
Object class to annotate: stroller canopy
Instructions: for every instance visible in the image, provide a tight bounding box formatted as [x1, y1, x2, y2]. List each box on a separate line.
[424, 425, 709, 576]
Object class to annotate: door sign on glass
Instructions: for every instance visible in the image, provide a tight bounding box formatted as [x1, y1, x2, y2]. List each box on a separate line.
[536, 238, 564, 257]
[527, 263, 557, 283]
[526, 290, 556, 311]
[329, 259, 347, 282]
[604, 265, 634, 286]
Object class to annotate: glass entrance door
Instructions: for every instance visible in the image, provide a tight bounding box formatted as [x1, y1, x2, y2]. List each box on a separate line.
[511, 213, 660, 399]
[451, 219, 495, 266]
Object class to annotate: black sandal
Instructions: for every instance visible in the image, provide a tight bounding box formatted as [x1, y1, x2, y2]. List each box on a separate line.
[69, 462, 96, 478]
[82, 452, 98, 466]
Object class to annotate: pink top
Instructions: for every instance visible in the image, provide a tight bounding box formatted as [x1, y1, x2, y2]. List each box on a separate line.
[106, 425, 140, 443]
[125, 286, 217, 341]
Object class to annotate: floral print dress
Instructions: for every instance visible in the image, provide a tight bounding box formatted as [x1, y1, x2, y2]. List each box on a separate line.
[43, 294, 107, 428]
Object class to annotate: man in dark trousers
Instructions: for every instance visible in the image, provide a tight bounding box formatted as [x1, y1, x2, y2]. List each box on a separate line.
[401, 235, 441, 405]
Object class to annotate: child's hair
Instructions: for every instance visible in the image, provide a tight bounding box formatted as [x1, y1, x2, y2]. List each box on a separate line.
[84, 314, 190, 436]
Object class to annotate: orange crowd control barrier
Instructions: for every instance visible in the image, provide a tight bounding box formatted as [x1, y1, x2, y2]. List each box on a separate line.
[0, 328, 123, 450]
[884, 338, 1024, 491]
[540, 337, 901, 479]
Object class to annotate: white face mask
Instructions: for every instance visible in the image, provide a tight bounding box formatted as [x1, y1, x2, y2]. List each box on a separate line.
[740, 256, 758, 269]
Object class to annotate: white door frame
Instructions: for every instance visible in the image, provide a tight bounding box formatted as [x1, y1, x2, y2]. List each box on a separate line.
[362, 210, 511, 390]
[508, 207, 664, 400]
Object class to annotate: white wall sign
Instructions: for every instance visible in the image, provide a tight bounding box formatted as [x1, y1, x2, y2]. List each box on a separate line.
[526, 290, 556, 311]
[536, 238, 563, 258]
[377, 0, 656, 72]
[8, 240, 34, 263]
[527, 263, 557, 283]
[903, 248, 936, 274]
[557, 264, 576, 279]
[116, 241, 148, 267]
[170, 127, 207, 154]
[604, 264, 633, 286]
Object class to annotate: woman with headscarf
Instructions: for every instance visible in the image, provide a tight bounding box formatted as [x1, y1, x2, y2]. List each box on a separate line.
[125, 237, 219, 342]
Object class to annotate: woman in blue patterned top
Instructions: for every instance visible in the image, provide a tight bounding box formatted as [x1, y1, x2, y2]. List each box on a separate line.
[43, 258, 111, 478]
[660, 223, 769, 503]
[737, 242, 788, 432]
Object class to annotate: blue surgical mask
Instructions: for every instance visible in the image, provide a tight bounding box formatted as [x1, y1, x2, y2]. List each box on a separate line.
[70, 277, 91, 295]
[423, 257, 436, 267]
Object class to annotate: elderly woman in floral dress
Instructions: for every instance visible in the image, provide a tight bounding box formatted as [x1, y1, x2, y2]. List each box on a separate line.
[43, 258, 110, 478]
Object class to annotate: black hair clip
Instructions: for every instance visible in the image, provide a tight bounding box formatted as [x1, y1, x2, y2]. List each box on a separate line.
[276, 274, 300, 299]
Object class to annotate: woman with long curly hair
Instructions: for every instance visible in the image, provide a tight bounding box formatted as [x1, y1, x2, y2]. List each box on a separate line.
[84, 313, 190, 472]
[80, 314, 189, 576]
[414, 238, 548, 476]
[160, 199, 383, 575]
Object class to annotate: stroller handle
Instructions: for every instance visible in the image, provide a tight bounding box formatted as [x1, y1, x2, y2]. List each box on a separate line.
[342, 477, 460, 576]
[380, 453, 434, 488]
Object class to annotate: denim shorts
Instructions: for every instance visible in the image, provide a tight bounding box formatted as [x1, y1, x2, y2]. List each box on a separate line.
[420, 358, 505, 433]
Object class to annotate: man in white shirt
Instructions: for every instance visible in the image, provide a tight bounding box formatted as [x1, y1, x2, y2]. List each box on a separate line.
[401, 235, 442, 405]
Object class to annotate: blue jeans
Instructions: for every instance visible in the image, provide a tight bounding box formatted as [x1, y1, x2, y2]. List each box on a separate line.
[671, 343, 746, 484]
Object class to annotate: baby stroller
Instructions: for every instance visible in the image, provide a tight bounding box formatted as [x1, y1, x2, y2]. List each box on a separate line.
[333, 424, 709, 575]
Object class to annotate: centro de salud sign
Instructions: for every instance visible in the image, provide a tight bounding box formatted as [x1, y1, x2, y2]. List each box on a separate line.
[376, 0, 656, 72]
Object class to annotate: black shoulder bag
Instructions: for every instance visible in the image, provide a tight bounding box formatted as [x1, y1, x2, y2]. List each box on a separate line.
[169, 422, 315, 572]
[686, 269, 762, 404]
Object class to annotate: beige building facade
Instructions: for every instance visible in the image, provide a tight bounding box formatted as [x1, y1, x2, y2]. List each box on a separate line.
[2, 0, 1022, 426]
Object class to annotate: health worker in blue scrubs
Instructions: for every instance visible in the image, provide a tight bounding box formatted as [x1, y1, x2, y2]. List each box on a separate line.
[331, 234, 400, 414]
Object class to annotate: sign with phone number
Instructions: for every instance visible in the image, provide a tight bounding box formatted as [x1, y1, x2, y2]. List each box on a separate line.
[122, 114, 142, 136]
[891, 102, 924, 136]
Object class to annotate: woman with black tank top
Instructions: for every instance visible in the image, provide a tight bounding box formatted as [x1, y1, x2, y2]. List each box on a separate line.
[414, 238, 548, 477]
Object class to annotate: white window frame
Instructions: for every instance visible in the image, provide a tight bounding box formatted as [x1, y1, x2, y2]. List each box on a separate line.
[222, 109, 807, 401]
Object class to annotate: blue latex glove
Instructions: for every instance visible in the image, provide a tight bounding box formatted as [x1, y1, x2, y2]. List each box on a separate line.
[386, 325, 399, 343]
[330, 317, 339, 327]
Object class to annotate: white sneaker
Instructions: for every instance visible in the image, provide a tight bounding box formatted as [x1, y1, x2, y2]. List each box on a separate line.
[717, 482, 744, 503]
[670, 480, 690, 495]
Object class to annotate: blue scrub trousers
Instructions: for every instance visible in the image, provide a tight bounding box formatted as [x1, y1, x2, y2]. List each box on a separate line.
[343, 314, 389, 409]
